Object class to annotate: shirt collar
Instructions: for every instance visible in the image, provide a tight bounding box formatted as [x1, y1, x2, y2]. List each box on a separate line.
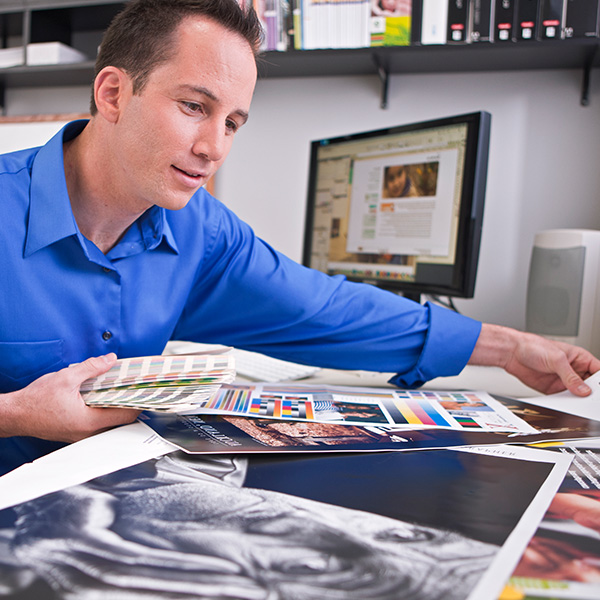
[143, 205, 179, 255]
[24, 120, 85, 258]
[107, 205, 179, 260]
[24, 120, 179, 259]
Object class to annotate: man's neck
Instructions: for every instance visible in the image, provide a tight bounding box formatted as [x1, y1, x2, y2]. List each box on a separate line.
[63, 122, 145, 254]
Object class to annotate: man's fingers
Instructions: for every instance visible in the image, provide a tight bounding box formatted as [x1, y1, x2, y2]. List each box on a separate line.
[553, 353, 592, 396]
[67, 353, 118, 385]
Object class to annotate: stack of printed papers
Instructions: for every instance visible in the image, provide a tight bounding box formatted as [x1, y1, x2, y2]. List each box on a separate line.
[81, 354, 235, 412]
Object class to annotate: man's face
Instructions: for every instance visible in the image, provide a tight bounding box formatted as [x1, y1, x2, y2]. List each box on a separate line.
[110, 16, 257, 213]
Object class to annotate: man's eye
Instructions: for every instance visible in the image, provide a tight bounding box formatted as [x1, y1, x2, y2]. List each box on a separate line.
[183, 102, 203, 114]
[226, 120, 239, 133]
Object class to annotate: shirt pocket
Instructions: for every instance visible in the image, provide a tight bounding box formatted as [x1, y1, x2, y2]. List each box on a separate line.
[0, 340, 65, 392]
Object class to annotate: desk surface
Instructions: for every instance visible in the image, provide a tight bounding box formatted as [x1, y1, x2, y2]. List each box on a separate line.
[296, 364, 537, 397]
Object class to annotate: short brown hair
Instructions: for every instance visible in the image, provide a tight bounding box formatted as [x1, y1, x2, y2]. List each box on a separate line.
[90, 0, 264, 114]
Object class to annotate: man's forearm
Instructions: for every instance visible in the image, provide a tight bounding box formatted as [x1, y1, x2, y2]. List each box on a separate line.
[0, 390, 24, 437]
[468, 323, 517, 368]
[0, 356, 139, 443]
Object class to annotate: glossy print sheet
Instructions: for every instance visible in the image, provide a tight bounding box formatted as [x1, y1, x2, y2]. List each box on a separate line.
[193, 383, 537, 433]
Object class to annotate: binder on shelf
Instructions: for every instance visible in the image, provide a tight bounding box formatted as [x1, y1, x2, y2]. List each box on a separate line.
[538, 0, 566, 39]
[343, 0, 371, 48]
[515, 0, 540, 41]
[469, 0, 492, 42]
[264, 0, 280, 50]
[255, 0, 289, 51]
[298, 0, 320, 49]
[411, 0, 424, 44]
[370, 0, 412, 47]
[447, 0, 470, 42]
[563, 0, 600, 38]
[493, 0, 516, 41]
[298, 0, 370, 49]
[370, 17, 412, 46]
[421, 0, 449, 43]
[281, 0, 295, 50]
[291, 0, 302, 49]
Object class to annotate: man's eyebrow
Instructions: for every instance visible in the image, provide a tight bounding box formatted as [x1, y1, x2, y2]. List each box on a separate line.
[178, 84, 249, 123]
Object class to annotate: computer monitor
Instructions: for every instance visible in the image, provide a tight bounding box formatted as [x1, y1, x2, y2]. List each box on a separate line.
[302, 111, 491, 304]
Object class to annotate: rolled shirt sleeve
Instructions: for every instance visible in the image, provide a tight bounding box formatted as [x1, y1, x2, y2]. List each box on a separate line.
[388, 302, 482, 388]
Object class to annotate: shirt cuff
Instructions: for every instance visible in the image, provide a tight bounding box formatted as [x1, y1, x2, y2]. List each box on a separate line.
[388, 302, 482, 389]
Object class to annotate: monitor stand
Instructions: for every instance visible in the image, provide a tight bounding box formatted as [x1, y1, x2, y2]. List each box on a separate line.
[401, 291, 422, 304]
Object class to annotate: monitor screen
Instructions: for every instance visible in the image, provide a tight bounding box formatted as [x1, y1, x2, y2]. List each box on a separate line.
[302, 111, 491, 302]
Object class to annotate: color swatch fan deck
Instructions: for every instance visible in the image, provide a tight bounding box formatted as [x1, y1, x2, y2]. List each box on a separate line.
[81, 355, 236, 412]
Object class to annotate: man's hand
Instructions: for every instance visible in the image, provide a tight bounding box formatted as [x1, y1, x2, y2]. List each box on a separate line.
[469, 324, 600, 396]
[0, 354, 140, 443]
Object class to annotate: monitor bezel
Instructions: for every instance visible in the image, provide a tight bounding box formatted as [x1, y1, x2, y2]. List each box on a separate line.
[302, 111, 491, 300]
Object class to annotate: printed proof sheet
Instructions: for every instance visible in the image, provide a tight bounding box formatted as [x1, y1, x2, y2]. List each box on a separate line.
[192, 383, 537, 433]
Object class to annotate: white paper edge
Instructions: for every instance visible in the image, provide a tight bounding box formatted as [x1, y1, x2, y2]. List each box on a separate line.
[0, 421, 177, 511]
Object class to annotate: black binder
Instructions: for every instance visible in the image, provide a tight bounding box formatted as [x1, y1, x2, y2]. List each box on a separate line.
[447, 0, 470, 42]
[538, 0, 566, 39]
[469, 0, 493, 41]
[494, 0, 516, 41]
[515, 0, 540, 40]
[564, 0, 600, 38]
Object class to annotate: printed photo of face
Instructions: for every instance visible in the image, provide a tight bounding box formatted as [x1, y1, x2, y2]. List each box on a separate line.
[0, 453, 497, 600]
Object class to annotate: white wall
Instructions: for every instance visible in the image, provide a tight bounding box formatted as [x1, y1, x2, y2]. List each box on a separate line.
[217, 68, 600, 329]
[6, 68, 600, 330]
[0, 120, 70, 154]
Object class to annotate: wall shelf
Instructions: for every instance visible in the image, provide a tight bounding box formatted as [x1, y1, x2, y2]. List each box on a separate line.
[0, 0, 598, 109]
[258, 39, 600, 78]
[2, 39, 598, 86]
[256, 40, 600, 107]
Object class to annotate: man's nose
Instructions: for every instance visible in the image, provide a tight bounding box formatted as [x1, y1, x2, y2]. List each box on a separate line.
[191, 120, 227, 163]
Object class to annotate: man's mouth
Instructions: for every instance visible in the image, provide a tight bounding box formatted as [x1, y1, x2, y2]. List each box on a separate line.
[173, 165, 204, 179]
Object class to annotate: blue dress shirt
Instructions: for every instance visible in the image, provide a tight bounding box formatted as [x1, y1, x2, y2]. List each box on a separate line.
[0, 121, 481, 473]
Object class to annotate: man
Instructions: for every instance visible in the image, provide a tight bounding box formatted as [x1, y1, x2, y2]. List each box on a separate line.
[0, 0, 598, 475]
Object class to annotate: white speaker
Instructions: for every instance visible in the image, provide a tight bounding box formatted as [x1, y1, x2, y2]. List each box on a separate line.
[526, 229, 600, 357]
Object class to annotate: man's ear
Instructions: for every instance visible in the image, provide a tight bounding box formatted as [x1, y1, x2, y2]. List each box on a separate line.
[93, 66, 131, 123]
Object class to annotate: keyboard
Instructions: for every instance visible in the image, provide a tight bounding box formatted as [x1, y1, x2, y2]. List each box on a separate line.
[232, 349, 320, 383]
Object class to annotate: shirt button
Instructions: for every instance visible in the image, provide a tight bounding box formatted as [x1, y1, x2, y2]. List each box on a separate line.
[102, 330, 113, 341]
[102, 267, 111, 273]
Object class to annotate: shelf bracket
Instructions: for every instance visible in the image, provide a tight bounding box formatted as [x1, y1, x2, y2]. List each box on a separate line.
[581, 44, 598, 107]
[372, 53, 390, 110]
